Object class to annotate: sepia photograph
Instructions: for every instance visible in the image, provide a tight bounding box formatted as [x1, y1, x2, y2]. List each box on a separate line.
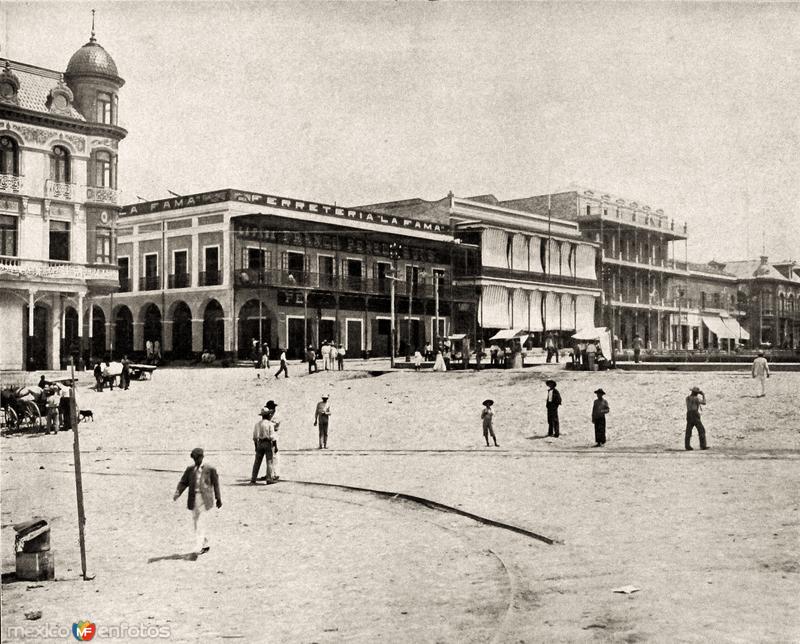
[1, 1, 798, 642]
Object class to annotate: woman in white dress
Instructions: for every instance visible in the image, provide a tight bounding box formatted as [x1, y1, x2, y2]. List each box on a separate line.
[432, 351, 447, 372]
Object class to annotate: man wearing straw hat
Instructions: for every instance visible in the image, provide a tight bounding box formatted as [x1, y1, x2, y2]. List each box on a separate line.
[685, 386, 709, 451]
[481, 399, 499, 447]
[591, 388, 610, 447]
[314, 394, 332, 449]
[174, 448, 222, 554]
[251, 405, 276, 484]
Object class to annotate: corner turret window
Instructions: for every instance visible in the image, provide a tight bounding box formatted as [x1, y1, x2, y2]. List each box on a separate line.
[92, 150, 117, 189]
[50, 146, 71, 183]
[97, 92, 114, 124]
[0, 136, 20, 175]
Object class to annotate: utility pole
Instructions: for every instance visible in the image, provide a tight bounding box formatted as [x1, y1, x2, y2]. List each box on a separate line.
[388, 242, 402, 367]
[434, 273, 440, 350]
[70, 358, 90, 580]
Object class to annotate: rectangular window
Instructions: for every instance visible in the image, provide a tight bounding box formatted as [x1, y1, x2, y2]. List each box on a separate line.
[97, 92, 113, 124]
[145, 254, 158, 278]
[405, 265, 420, 290]
[171, 249, 189, 288]
[0, 214, 18, 256]
[203, 246, 220, 286]
[247, 247, 264, 271]
[49, 220, 70, 261]
[318, 255, 334, 288]
[118, 256, 130, 291]
[95, 230, 112, 264]
[377, 261, 391, 293]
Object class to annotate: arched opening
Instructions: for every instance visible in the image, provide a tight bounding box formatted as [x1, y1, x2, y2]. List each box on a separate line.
[203, 300, 225, 355]
[23, 304, 49, 371]
[171, 301, 193, 359]
[238, 299, 271, 359]
[114, 306, 133, 358]
[63, 306, 79, 366]
[91, 306, 106, 359]
[143, 304, 162, 350]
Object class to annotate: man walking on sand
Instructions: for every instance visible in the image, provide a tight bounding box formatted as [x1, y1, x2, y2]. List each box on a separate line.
[274, 348, 289, 378]
[591, 388, 609, 447]
[545, 380, 561, 438]
[314, 394, 331, 449]
[251, 407, 276, 484]
[751, 351, 770, 397]
[174, 448, 222, 554]
[685, 386, 709, 451]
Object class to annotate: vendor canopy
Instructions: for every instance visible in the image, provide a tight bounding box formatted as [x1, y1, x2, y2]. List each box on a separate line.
[489, 329, 527, 341]
[720, 316, 751, 341]
[702, 315, 736, 340]
[572, 327, 612, 359]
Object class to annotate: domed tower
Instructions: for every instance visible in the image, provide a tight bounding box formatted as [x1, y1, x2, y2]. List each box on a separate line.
[64, 14, 124, 125]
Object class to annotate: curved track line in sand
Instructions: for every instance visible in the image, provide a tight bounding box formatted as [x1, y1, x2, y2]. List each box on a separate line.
[284, 479, 556, 545]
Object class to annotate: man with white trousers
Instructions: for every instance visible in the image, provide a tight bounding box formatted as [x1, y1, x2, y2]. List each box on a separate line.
[751, 351, 770, 397]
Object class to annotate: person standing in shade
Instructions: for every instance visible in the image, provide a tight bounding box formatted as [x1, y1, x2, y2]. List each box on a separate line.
[751, 351, 770, 397]
[251, 407, 276, 484]
[173, 447, 222, 555]
[586, 341, 597, 371]
[121, 355, 131, 390]
[314, 394, 331, 449]
[336, 344, 345, 370]
[329, 343, 338, 370]
[632, 334, 643, 363]
[685, 386, 709, 451]
[545, 380, 561, 437]
[274, 348, 289, 378]
[481, 399, 499, 447]
[306, 345, 318, 374]
[591, 388, 610, 447]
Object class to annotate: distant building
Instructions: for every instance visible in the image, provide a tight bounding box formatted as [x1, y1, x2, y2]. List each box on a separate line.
[93, 189, 472, 360]
[0, 28, 126, 371]
[358, 193, 602, 347]
[497, 188, 749, 350]
[711, 256, 800, 348]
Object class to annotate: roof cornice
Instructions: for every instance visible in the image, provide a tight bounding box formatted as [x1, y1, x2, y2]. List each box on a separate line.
[0, 105, 127, 139]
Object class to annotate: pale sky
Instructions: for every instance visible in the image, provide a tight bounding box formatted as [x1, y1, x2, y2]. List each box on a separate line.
[3, 1, 799, 264]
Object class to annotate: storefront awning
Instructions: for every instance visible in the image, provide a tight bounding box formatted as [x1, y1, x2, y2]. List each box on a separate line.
[720, 317, 751, 341]
[448, 334, 467, 340]
[702, 315, 736, 339]
[489, 328, 526, 341]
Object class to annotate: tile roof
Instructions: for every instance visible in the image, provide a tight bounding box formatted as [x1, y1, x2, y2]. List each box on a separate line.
[716, 259, 797, 282]
[1, 59, 85, 121]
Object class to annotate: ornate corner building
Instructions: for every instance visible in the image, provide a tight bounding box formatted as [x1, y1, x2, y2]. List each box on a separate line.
[0, 30, 126, 371]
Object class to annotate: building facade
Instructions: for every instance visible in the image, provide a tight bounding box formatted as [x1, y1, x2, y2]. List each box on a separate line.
[0, 32, 126, 371]
[94, 189, 474, 361]
[498, 188, 749, 350]
[358, 193, 602, 346]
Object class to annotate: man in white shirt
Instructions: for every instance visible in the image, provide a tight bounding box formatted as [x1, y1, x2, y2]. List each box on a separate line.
[274, 348, 289, 378]
[751, 351, 770, 397]
[251, 407, 276, 484]
[321, 341, 332, 370]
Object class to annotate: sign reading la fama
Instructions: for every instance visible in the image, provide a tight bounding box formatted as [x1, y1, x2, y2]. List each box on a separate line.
[122, 189, 449, 233]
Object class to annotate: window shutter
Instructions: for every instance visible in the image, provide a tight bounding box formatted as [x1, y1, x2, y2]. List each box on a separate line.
[281, 251, 288, 271]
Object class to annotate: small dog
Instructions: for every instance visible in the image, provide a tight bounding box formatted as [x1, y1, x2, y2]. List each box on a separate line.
[78, 409, 94, 422]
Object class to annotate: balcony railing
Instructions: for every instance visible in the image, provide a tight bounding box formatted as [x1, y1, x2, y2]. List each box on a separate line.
[139, 275, 161, 291]
[168, 272, 191, 289]
[199, 270, 221, 286]
[234, 268, 472, 300]
[0, 173, 22, 194]
[45, 180, 81, 201]
[86, 186, 119, 205]
[0, 255, 118, 283]
[586, 206, 687, 236]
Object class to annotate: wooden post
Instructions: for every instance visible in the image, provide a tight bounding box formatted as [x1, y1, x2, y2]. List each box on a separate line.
[70, 359, 89, 580]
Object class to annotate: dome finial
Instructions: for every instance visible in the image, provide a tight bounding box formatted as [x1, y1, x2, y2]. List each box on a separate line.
[90, 9, 97, 43]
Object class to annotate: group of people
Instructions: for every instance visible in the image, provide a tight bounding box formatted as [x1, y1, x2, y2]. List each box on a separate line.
[305, 341, 345, 373]
[92, 356, 131, 391]
[571, 341, 605, 371]
[144, 340, 162, 365]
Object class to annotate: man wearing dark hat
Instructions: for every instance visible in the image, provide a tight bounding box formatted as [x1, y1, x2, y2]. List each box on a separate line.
[314, 394, 331, 449]
[251, 405, 276, 484]
[591, 388, 610, 447]
[306, 345, 318, 374]
[545, 380, 561, 438]
[751, 351, 770, 397]
[174, 448, 222, 554]
[481, 399, 498, 447]
[685, 386, 708, 451]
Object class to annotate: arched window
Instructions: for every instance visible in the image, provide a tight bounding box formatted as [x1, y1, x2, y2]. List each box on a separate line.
[0, 135, 19, 175]
[50, 145, 71, 183]
[92, 151, 116, 189]
[97, 92, 113, 124]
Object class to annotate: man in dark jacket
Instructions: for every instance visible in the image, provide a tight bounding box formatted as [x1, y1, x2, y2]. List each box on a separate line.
[174, 448, 222, 554]
[685, 386, 708, 451]
[545, 380, 562, 437]
[591, 388, 610, 447]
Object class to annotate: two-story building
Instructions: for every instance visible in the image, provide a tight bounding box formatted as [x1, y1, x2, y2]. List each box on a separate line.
[357, 193, 602, 347]
[0, 29, 125, 371]
[94, 189, 473, 360]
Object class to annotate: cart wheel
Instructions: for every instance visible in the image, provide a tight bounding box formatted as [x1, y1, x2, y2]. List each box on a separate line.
[1, 406, 19, 434]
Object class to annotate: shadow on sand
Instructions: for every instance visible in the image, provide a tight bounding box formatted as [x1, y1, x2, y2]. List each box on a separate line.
[147, 552, 198, 563]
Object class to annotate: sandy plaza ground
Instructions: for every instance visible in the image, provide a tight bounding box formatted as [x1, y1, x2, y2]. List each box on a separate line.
[1, 361, 799, 643]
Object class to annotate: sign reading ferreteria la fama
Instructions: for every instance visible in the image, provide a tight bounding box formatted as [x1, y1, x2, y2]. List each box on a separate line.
[122, 189, 449, 234]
